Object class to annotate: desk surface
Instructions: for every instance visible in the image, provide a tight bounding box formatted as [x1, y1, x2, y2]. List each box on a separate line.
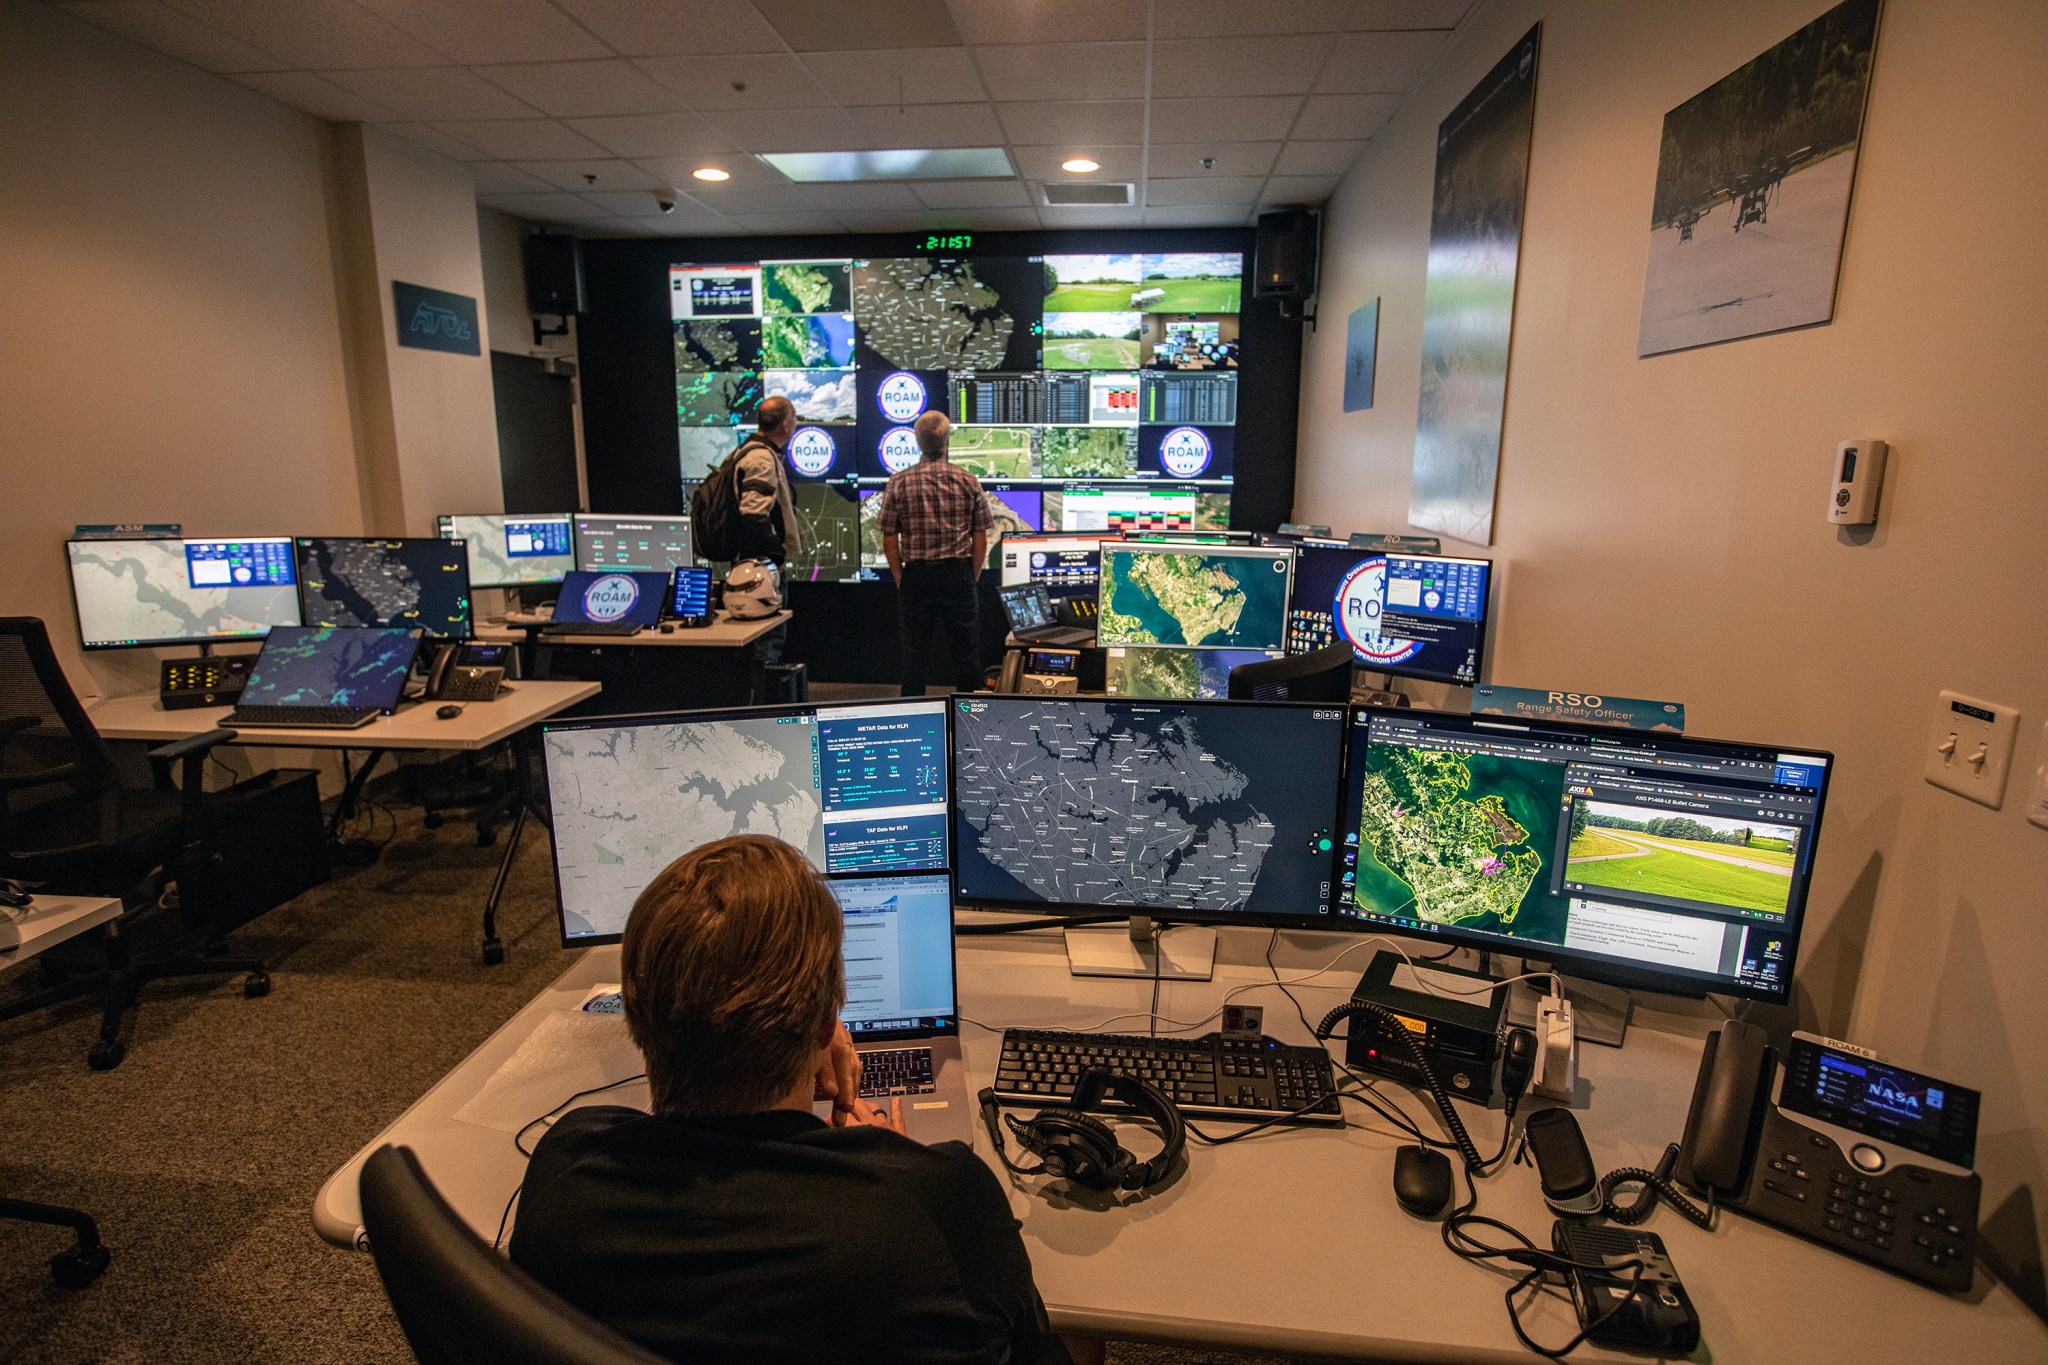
[88, 680, 600, 751]
[0, 895, 120, 962]
[314, 929, 2048, 1363]
[477, 610, 788, 649]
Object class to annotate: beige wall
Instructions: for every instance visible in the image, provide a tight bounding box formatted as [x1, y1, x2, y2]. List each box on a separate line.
[1298, 0, 2048, 1251]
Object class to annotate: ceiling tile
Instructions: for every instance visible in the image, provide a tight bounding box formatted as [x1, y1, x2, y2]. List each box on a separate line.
[1262, 174, 1340, 203]
[550, 0, 785, 55]
[517, 158, 666, 191]
[233, 71, 398, 123]
[633, 154, 789, 187]
[909, 179, 1030, 208]
[1036, 205, 1144, 229]
[479, 60, 687, 118]
[946, 0, 1146, 44]
[796, 183, 926, 211]
[853, 103, 1006, 149]
[1292, 92, 1400, 139]
[471, 162, 558, 193]
[434, 119, 610, 159]
[1148, 142, 1281, 178]
[568, 113, 744, 158]
[1144, 205, 1252, 226]
[709, 107, 874, 154]
[1150, 37, 1327, 98]
[353, 0, 610, 64]
[972, 42, 1143, 103]
[1154, 0, 1348, 37]
[477, 191, 610, 219]
[949, 207, 1043, 229]
[167, 0, 445, 69]
[1144, 176, 1266, 207]
[675, 181, 820, 212]
[383, 121, 494, 158]
[58, 1, 283, 72]
[1149, 96, 1303, 143]
[579, 191, 730, 224]
[1344, 0, 1472, 30]
[1011, 144, 1141, 180]
[996, 101, 1143, 146]
[832, 210, 945, 231]
[324, 67, 539, 121]
[730, 210, 848, 233]
[753, 0, 962, 52]
[1275, 139, 1368, 175]
[1314, 30, 1447, 93]
[632, 53, 835, 112]
[803, 47, 986, 105]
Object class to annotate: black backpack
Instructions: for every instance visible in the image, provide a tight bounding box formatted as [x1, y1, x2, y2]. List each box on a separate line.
[690, 438, 764, 563]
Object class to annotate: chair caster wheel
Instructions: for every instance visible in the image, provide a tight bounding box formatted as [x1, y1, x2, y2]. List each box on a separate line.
[481, 939, 506, 966]
[423, 812, 444, 830]
[49, 1244, 110, 1289]
[476, 829, 497, 848]
[244, 971, 271, 998]
[88, 1040, 125, 1071]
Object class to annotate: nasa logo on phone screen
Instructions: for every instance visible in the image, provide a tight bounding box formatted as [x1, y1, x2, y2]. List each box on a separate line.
[1157, 427, 1212, 479]
[582, 573, 641, 623]
[788, 426, 837, 477]
[876, 372, 927, 423]
[1333, 557, 1422, 668]
[879, 427, 920, 474]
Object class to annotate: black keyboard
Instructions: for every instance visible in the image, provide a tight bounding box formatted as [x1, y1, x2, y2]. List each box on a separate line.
[220, 704, 380, 730]
[814, 1046, 937, 1102]
[541, 621, 644, 636]
[995, 1030, 1345, 1125]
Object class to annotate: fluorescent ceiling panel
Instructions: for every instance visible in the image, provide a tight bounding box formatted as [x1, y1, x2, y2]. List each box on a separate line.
[759, 147, 1015, 182]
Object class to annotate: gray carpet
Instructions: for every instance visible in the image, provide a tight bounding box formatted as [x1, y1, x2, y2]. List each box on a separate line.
[0, 761, 1289, 1365]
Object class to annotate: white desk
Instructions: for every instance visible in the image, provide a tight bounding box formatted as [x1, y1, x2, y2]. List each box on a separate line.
[313, 928, 2048, 1362]
[478, 610, 788, 649]
[0, 895, 121, 962]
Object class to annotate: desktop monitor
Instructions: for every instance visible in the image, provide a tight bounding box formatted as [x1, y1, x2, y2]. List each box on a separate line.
[572, 513, 695, 574]
[436, 513, 574, 588]
[1337, 708, 1832, 1003]
[1096, 542, 1291, 652]
[1287, 544, 1490, 687]
[950, 695, 1349, 928]
[540, 698, 952, 946]
[1101, 646, 1280, 700]
[293, 537, 472, 639]
[997, 536, 1103, 602]
[66, 537, 301, 650]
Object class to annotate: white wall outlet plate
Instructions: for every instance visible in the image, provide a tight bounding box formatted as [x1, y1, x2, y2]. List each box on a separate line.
[1923, 691, 2019, 808]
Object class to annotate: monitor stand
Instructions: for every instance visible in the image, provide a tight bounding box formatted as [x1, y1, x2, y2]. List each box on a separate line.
[1064, 915, 1216, 981]
[1503, 973, 1633, 1048]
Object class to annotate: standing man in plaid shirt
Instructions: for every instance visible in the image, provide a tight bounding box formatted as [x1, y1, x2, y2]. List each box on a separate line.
[878, 411, 992, 696]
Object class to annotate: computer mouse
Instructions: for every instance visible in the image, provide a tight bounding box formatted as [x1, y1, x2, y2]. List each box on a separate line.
[658, 622, 675, 633]
[435, 704, 464, 719]
[1392, 1143, 1453, 1219]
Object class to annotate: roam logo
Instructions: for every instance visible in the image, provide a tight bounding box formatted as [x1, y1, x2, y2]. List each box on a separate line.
[877, 372, 927, 422]
[581, 573, 641, 623]
[788, 427, 837, 476]
[1334, 557, 1423, 668]
[1157, 427, 1212, 478]
[879, 427, 920, 473]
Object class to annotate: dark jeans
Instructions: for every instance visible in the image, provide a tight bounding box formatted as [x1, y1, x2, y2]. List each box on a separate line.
[896, 559, 980, 695]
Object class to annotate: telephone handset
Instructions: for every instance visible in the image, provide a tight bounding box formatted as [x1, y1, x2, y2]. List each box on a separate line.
[1675, 1022, 1981, 1292]
[425, 642, 506, 703]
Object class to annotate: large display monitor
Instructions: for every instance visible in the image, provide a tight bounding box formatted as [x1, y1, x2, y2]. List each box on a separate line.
[951, 696, 1349, 928]
[572, 513, 694, 574]
[996, 535, 1104, 601]
[294, 537, 472, 639]
[436, 513, 574, 588]
[66, 537, 301, 650]
[1287, 543, 1490, 687]
[1337, 709, 1832, 1003]
[1101, 647, 1281, 700]
[540, 699, 951, 946]
[1096, 541, 1291, 652]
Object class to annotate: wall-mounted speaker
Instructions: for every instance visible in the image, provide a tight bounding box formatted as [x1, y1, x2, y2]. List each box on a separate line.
[523, 232, 585, 316]
[1254, 208, 1319, 314]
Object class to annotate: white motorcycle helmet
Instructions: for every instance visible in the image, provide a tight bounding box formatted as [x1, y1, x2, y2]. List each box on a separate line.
[723, 559, 784, 619]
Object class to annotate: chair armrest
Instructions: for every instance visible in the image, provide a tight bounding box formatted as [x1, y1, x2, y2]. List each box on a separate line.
[145, 729, 237, 764]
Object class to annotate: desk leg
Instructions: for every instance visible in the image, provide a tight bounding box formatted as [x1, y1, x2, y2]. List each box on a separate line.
[479, 729, 536, 966]
[328, 750, 386, 865]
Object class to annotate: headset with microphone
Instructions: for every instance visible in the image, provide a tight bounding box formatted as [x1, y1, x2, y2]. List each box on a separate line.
[979, 1068, 1186, 1193]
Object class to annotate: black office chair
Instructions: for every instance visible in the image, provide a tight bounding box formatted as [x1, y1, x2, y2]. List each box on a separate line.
[0, 617, 268, 1071]
[358, 1145, 669, 1365]
[1226, 643, 1355, 702]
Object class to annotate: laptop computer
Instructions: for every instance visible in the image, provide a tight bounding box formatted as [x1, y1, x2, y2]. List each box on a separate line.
[812, 872, 973, 1145]
[220, 625, 420, 729]
[542, 570, 670, 636]
[997, 583, 1094, 647]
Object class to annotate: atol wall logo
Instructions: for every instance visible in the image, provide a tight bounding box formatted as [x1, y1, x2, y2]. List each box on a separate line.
[879, 426, 921, 474]
[581, 573, 641, 623]
[1334, 558, 1423, 667]
[1157, 427, 1213, 478]
[877, 372, 927, 422]
[788, 426, 838, 476]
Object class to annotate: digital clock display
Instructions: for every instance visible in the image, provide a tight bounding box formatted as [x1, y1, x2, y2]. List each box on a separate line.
[918, 234, 972, 251]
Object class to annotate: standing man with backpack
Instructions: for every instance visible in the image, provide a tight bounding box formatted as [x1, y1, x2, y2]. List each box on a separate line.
[691, 396, 802, 682]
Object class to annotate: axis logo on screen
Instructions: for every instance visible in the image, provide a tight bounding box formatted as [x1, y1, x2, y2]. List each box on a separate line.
[788, 426, 837, 476]
[879, 427, 920, 474]
[1334, 558, 1423, 667]
[1157, 426, 1212, 478]
[877, 372, 926, 422]
[581, 573, 641, 623]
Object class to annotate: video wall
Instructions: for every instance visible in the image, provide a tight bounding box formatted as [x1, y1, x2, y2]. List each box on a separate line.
[669, 252, 1244, 582]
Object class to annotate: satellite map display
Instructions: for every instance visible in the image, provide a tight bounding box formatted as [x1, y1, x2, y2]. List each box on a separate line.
[673, 319, 760, 372]
[762, 314, 856, 368]
[949, 426, 1036, 479]
[951, 697, 1345, 917]
[763, 260, 852, 315]
[67, 538, 300, 648]
[1037, 426, 1134, 479]
[1103, 647, 1277, 700]
[852, 257, 1041, 371]
[294, 538, 470, 638]
[1097, 546, 1290, 650]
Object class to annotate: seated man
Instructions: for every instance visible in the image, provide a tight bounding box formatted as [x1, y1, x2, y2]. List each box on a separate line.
[510, 834, 1068, 1365]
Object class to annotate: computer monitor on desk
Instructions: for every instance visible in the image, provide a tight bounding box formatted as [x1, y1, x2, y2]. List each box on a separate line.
[294, 537, 473, 639]
[66, 536, 301, 650]
[435, 513, 573, 589]
[571, 513, 694, 574]
[1286, 543, 1490, 691]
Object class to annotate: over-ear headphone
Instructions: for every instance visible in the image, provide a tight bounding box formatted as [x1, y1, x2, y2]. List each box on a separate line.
[979, 1068, 1185, 1193]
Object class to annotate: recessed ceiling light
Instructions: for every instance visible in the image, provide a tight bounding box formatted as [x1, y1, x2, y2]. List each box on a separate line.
[1061, 157, 1100, 174]
[692, 166, 729, 182]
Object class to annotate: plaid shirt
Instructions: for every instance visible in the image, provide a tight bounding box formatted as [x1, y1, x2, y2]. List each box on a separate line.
[876, 457, 991, 562]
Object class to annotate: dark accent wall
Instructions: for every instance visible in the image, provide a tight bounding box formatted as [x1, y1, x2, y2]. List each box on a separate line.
[489, 351, 580, 513]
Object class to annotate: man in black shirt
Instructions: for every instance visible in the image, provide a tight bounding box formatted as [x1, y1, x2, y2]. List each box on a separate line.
[509, 835, 1068, 1365]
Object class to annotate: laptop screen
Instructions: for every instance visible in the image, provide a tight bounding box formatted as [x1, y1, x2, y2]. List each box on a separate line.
[552, 571, 669, 627]
[998, 584, 1054, 632]
[240, 626, 418, 710]
[833, 873, 957, 1038]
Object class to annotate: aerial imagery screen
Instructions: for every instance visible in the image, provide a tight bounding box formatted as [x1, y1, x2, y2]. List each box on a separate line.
[1096, 543, 1291, 651]
[669, 249, 1245, 582]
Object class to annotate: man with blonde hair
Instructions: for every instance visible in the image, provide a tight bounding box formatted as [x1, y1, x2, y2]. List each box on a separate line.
[509, 835, 1064, 1364]
[878, 409, 993, 695]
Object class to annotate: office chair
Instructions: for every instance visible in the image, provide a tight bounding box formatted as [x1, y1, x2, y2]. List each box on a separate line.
[1226, 643, 1355, 702]
[0, 617, 268, 1072]
[358, 1145, 669, 1365]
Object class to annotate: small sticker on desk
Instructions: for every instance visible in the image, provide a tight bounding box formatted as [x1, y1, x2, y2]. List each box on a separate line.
[580, 985, 624, 1014]
[913, 1101, 951, 1110]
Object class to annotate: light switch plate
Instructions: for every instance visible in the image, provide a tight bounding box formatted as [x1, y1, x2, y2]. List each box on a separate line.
[1923, 691, 2018, 808]
[2027, 723, 2048, 829]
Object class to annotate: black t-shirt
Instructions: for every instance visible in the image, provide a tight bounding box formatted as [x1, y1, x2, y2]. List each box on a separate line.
[509, 1106, 1059, 1365]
